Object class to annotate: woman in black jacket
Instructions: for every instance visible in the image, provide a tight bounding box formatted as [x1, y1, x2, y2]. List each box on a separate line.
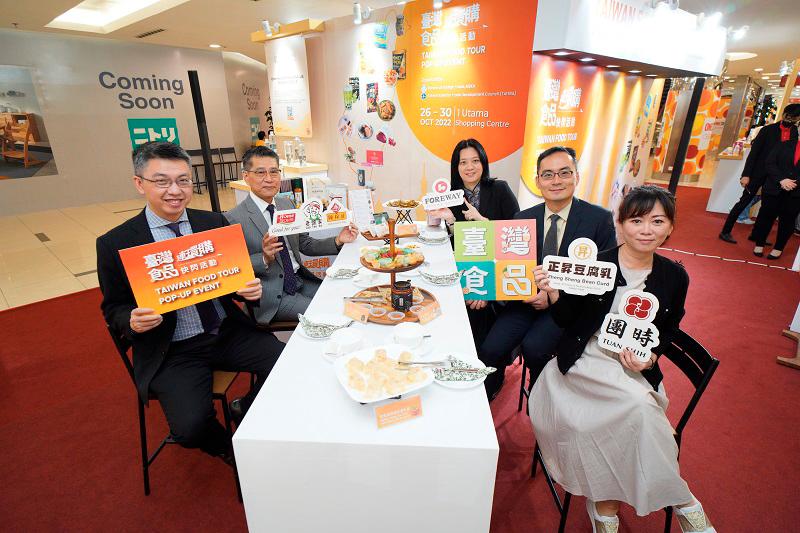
[530, 186, 714, 533]
[428, 138, 520, 348]
[751, 138, 800, 259]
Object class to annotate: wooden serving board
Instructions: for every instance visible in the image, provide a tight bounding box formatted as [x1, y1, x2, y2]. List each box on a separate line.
[352, 284, 438, 325]
[360, 224, 419, 241]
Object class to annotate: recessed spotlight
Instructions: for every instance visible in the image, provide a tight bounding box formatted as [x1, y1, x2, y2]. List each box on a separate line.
[754, 68, 764, 72]
[553, 51, 573, 56]
[629, 70, 642, 74]
[646, 74, 657, 77]
[726, 52, 757, 61]
[607, 65, 620, 68]
[580, 57, 595, 62]
[762, 76, 770, 80]
[209, 43, 222, 48]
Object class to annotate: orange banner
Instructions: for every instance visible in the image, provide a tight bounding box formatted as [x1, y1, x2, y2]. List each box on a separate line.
[395, 0, 537, 162]
[118, 224, 255, 314]
[682, 87, 720, 175]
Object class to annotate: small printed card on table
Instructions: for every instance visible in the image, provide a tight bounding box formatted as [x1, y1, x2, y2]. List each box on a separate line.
[118, 224, 255, 314]
[416, 301, 442, 324]
[597, 290, 661, 362]
[542, 238, 618, 295]
[375, 395, 423, 428]
[269, 199, 352, 237]
[343, 300, 371, 323]
[454, 220, 537, 301]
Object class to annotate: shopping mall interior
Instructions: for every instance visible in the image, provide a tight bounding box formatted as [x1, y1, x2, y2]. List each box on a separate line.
[1, 1, 799, 532]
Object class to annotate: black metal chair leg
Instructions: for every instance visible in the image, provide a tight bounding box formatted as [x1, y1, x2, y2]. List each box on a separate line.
[518, 364, 527, 412]
[531, 442, 539, 478]
[558, 492, 572, 533]
[664, 506, 674, 533]
[137, 398, 151, 496]
[220, 396, 243, 503]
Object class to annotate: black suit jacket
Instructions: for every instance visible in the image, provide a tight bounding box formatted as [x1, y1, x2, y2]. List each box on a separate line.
[97, 208, 254, 402]
[743, 123, 798, 191]
[448, 178, 520, 222]
[515, 197, 616, 263]
[550, 246, 689, 390]
[764, 139, 800, 198]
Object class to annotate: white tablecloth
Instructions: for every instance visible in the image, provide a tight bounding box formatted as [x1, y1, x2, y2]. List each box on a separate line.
[233, 225, 499, 533]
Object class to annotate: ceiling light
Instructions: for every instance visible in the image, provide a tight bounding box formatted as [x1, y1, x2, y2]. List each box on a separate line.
[209, 43, 222, 48]
[646, 74, 657, 77]
[629, 70, 642, 74]
[353, 2, 371, 24]
[754, 68, 764, 72]
[607, 65, 620, 68]
[580, 57, 595, 62]
[433, 0, 443, 8]
[46, 0, 189, 34]
[553, 51, 573, 56]
[762, 76, 770, 80]
[731, 25, 749, 40]
[726, 52, 758, 61]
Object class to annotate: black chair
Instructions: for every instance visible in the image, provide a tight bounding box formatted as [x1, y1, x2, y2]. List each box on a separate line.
[530, 329, 719, 533]
[107, 324, 244, 501]
[516, 347, 534, 414]
[186, 149, 227, 193]
[218, 147, 242, 186]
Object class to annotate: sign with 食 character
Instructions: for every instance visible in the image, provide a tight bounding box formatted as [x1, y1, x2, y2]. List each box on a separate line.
[597, 290, 661, 362]
[268, 199, 352, 237]
[542, 238, 618, 295]
[118, 224, 255, 314]
[454, 220, 537, 301]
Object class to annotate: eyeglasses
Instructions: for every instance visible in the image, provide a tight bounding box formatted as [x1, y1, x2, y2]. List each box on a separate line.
[137, 176, 193, 188]
[245, 168, 283, 180]
[538, 169, 575, 181]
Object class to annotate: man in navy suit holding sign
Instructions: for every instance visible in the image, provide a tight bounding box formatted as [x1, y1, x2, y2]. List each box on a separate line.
[479, 146, 616, 400]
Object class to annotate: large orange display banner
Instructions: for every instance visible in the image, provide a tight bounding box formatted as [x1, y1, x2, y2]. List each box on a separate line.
[519, 55, 651, 205]
[118, 225, 255, 314]
[681, 88, 721, 175]
[395, 0, 537, 162]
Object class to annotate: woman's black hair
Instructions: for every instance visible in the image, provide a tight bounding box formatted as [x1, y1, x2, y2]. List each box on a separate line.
[617, 185, 676, 224]
[450, 138, 491, 190]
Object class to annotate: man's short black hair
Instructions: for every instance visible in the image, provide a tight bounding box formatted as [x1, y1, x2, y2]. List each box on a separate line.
[257, 130, 267, 140]
[783, 103, 800, 118]
[242, 145, 279, 171]
[537, 146, 578, 173]
[132, 141, 191, 176]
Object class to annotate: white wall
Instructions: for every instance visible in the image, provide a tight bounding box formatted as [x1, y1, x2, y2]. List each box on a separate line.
[222, 51, 269, 158]
[0, 29, 237, 215]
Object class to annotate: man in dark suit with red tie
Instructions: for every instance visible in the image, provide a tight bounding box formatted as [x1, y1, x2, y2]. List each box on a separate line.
[719, 104, 800, 243]
[97, 142, 284, 464]
[479, 146, 616, 400]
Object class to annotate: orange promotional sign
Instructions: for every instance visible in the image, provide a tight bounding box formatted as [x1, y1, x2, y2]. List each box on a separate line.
[395, 0, 537, 162]
[118, 224, 255, 314]
[375, 395, 423, 429]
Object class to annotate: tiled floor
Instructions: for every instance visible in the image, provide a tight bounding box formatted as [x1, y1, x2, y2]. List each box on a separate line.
[0, 189, 237, 310]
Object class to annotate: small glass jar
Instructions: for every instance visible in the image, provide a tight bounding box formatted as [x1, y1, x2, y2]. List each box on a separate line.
[391, 280, 413, 311]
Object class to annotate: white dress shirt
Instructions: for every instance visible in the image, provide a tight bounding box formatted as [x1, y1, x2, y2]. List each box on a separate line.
[249, 192, 301, 272]
[543, 201, 573, 254]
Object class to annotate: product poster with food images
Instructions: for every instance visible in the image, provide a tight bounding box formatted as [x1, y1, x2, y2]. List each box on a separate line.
[366, 82, 379, 113]
[454, 220, 537, 301]
[598, 290, 661, 362]
[118, 225, 255, 314]
[268, 199, 352, 237]
[542, 238, 618, 296]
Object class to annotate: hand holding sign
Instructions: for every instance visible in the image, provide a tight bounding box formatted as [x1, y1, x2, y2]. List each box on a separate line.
[598, 289, 661, 363]
[269, 199, 352, 238]
[261, 233, 284, 265]
[542, 238, 618, 296]
[422, 179, 465, 211]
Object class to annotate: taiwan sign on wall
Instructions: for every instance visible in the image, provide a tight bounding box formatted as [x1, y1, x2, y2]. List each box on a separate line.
[127, 117, 180, 149]
[454, 220, 537, 301]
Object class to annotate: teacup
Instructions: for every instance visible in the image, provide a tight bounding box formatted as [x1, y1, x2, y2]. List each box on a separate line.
[356, 269, 381, 285]
[392, 322, 424, 349]
[327, 328, 363, 357]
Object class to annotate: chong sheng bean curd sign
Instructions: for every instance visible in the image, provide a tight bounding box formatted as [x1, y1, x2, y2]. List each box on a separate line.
[118, 225, 255, 314]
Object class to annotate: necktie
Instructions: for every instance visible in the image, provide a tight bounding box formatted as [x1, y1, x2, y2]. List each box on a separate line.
[542, 213, 560, 258]
[164, 222, 221, 333]
[266, 204, 299, 296]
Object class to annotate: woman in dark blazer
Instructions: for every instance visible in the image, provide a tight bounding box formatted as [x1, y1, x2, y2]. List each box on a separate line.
[751, 138, 800, 260]
[428, 138, 520, 348]
[530, 186, 714, 532]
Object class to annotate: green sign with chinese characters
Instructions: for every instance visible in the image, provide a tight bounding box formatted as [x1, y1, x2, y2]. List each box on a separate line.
[127, 118, 180, 149]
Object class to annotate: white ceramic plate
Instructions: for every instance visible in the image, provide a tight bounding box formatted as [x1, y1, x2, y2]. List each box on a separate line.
[327, 265, 362, 279]
[333, 344, 434, 403]
[322, 337, 369, 363]
[384, 334, 434, 359]
[432, 353, 489, 390]
[296, 313, 353, 340]
[353, 270, 391, 288]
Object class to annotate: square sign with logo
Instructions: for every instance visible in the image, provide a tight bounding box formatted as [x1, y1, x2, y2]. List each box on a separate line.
[454, 220, 537, 301]
[127, 118, 180, 149]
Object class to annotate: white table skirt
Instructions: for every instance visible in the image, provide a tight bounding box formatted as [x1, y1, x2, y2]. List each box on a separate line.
[233, 223, 499, 533]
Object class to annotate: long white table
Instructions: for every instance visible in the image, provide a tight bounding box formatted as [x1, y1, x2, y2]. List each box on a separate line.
[233, 226, 499, 533]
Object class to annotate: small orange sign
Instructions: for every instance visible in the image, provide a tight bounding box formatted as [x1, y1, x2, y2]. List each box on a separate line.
[118, 224, 255, 314]
[375, 395, 423, 429]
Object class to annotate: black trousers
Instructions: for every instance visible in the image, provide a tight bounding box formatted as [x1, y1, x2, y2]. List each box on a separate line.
[149, 318, 284, 456]
[721, 186, 758, 234]
[479, 302, 562, 399]
[466, 303, 498, 351]
[751, 193, 800, 251]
